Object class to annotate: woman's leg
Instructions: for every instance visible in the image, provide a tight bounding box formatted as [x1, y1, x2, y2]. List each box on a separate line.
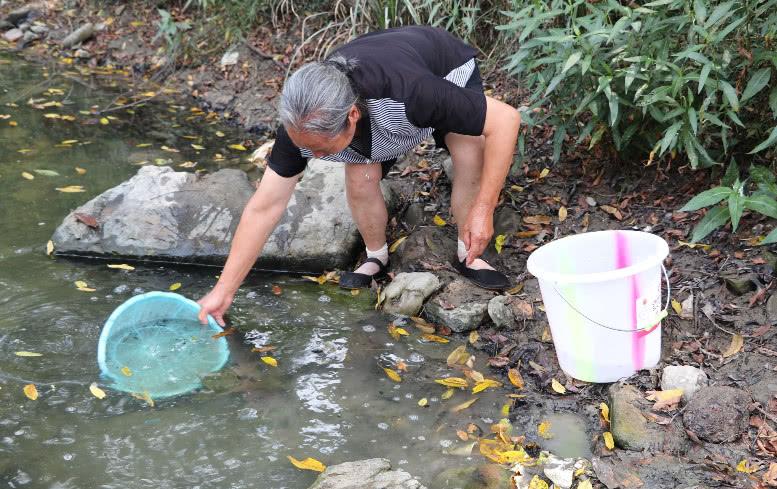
[344, 162, 388, 275]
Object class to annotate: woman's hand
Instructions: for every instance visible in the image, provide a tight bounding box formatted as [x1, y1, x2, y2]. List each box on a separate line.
[461, 202, 495, 265]
[197, 286, 234, 327]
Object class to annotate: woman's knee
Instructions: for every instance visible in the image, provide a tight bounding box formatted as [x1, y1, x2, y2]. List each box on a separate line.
[345, 164, 384, 201]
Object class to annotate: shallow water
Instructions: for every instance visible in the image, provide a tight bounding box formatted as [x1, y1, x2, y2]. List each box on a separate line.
[0, 55, 531, 488]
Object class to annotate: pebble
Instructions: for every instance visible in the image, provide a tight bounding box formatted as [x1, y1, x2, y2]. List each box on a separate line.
[661, 365, 708, 401]
[683, 386, 750, 443]
[3, 28, 23, 42]
[586, 196, 597, 207]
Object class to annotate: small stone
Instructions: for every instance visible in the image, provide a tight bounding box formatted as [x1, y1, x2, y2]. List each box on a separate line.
[22, 31, 38, 43]
[488, 295, 534, 328]
[586, 196, 597, 207]
[542, 454, 576, 489]
[402, 202, 425, 229]
[683, 386, 750, 443]
[679, 293, 694, 320]
[74, 48, 90, 59]
[220, 50, 239, 67]
[3, 28, 23, 42]
[723, 274, 757, 296]
[29, 24, 49, 34]
[661, 365, 708, 401]
[382, 272, 441, 317]
[766, 293, 777, 322]
[18, 22, 30, 30]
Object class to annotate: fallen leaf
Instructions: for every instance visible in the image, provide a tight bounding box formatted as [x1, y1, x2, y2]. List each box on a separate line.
[736, 459, 758, 474]
[472, 379, 501, 394]
[74, 213, 98, 228]
[508, 369, 525, 389]
[558, 206, 568, 222]
[646, 389, 683, 411]
[287, 456, 326, 472]
[228, 143, 247, 151]
[34, 169, 60, 177]
[21, 171, 34, 180]
[212, 327, 236, 338]
[451, 397, 479, 412]
[762, 463, 777, 485]
[251, 345, 275, 353]
[410, 317, 436, 334]
[538, 420, 553, 439]
[578, 480, 594, 489]
[539, 168, 550, 178]
[523, 215, 552, 225]
[43, 113, 61, 119]
[89, 383, 106, 399]
[169, 282, 182, 291]
[515, 230, 539, 239]
[107, 264, 135, 271]
[74, 280, 89, 289]
[191, 144, 205, 150]
[495, 234, 506, 254]
[528, 475, 549, 489]
[396, 360, 407, 372]
[447, 345, 470, 366]
[600, 204, 623, 220]
[600, 402, 610, 423]
[261, 356, 278, 367]
[422, 333, 449, 343]
[56, 185, 85, 193]
[435, 377, 469, 389]
[505, 283, 524, 295]
[468, 330, 479, 344]
[418, 397, 428, 407]
[551, 378, 566, 394]
[456, 430, 469, 441]
[384, 367, 402, 382]
[99, 117, 109, 125]
[161, 145, 179, 153]
[441, 388, 455, 400]
[272, 285, 282, 295]
[603, 431, 615, 450]
[722, 334, 744, 358]
[671, 299, 682, 316]
[61, 139, 78, 145]
[680, 294, 694, 319]
[433, 214, 447, 226]
[75, 167, 87, 175]
[215, 131, 225, 137]
[46, 240, 54, 256]
[121, 366, 132, 377]
[389, 236, 407, 253]
[15, 351, 42, 357]
[23, 384, 38, 400]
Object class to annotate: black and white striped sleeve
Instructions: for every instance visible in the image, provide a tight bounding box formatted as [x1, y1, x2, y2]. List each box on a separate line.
[267, 125, 308, 178]
[405, 74, 487, 136]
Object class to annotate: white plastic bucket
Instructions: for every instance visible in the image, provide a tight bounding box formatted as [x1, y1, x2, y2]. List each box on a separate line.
[526, 230, 670, 383]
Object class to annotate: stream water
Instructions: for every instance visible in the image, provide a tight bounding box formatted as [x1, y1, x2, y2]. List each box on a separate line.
[0, 54, 591, 488]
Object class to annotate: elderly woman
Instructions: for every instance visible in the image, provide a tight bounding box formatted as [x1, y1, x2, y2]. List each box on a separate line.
[198, 25, 520, 326]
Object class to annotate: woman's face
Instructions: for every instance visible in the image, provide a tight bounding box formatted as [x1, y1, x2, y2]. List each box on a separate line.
[286, 105, 360, 158]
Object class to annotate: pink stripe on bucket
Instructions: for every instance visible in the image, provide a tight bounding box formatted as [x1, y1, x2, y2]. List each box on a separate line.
[615, 231, 644, 371]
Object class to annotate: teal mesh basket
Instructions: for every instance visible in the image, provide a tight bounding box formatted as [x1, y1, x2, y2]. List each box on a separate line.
[97, 292, 230, 399]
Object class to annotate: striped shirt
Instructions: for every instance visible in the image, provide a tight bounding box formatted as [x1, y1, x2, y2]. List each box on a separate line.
[268, 26, 487, 177]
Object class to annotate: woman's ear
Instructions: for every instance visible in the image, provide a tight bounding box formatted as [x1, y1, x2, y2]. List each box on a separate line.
[348, 104, 361, 127]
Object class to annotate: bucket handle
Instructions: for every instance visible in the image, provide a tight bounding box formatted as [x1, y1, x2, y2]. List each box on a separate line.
[550, 264, 671, 334]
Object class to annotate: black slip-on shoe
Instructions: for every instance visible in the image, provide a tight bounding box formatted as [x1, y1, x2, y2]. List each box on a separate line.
[339, 257, 389, 289]
[452, 257, 510, 291]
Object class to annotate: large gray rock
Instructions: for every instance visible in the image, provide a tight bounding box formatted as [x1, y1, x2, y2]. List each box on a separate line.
[542, 454, 576, 489]
[308, 458, 426, 489]
[51, 162, 399, 271]
[661, 365, 708, 402]
[487, 295, 534, 328]
[382, 272, 441, 316]
[683, 386, 750, 443]
[425, 280, 494, 332]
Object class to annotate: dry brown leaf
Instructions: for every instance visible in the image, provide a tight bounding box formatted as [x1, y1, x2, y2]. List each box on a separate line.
[447, 345, 470, 366]
[23, 384, 38, 400]
[646, 389, 683, 411]
[508, 368, 525, 389]
[558, 206, 568, 222]
[451, 397, 478, 412]
[435, 377, 468, 389]
[384, 367, 402, 382]
[523, 215, 552, 225]
[551, 378, 566, 394]
[722, 334, 744, 358]
[422, 333, 450, 343]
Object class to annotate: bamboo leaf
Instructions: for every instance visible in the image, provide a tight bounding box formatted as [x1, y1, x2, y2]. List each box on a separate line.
[719, 80, 739, 111]
[680, 187, 732, 211]
[728, 190, 745, 232]
[744, 195, 777, 219]
[749, 126, 777, 154]
[741, 68, 771, 102]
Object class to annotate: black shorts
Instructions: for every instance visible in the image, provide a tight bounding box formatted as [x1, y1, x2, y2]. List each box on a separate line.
[432, 62, 484, 152]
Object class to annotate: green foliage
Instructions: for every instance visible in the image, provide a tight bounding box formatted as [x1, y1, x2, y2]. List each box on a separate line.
[680, 160, 777, 243]
[154, 8, 191, 59]
[499, 0, 777, 167]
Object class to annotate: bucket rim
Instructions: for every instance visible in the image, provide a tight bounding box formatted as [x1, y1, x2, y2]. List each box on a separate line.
[526, 230, 669, 284]
[97, 291, 228, 396]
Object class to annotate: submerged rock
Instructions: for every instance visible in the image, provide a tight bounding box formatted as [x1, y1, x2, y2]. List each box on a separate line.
[432, 464, 511, 489]
[425, 280, 494, 332]
[661, 365, 708, 401]
[382, 272, 441, 316]
[542, 454, 576, 489]
[683, 386, 750, 443]
[308, 458, 426, 489]
[51, 162, 399, 271]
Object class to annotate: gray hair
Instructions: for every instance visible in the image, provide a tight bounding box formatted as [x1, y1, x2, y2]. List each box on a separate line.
[279, 55, 359, 137]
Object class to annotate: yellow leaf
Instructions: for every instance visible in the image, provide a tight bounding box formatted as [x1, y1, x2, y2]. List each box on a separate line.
[469, 330, 479, 344]
[89, 383, 106, 399]
[435, 377, 469, 389]
[46, 240, 54, 256]
[501, 448, 533, 465]
[671, 299, 682, 315]
[578, 480, 593, 489]
[56, 185, 85, 193]
[395, 327, 409, 336]
[99, 117, 109, 125]
[61, 139, 78, 145]
[21, 171, 34, 180]
[539, 168, 550, 179]
[228, 144, 247, 151]
[447, 345, 470, 366]
[645, 389, 684, 411]
[261, 356, 278, 367]
[23, 384, 38, 400]
[441, 388, 455, 400]
[384, 367, 402, 382]
[528, 475, 549, 489]
[107, 264, 135, 271]
[508, 368, 525, 389]
[389, 236, 407, 253]
[422, 333, 449, 343]
[9, 120, 17, 126]
[722, 333, 744, 358]
[75, 167, 87, 174]
[191, 144, 205, 150]
[287, 456, 326, 472]
[736, 459, 758, 474]
[451, 397, 478, 412]
[559, 206, 568, 222]
[501, 403, 511, 416]
[495, 234, 506, 254]
[169, 282, 182, 291]
[603, 431, 615, 450]
[136, 143, 152, 148]
[418, 398, 428, 407]
[350, 289, 359, 296]
[139, 91, 156, 98]
[74, 280, 88, 289]
[77, 287, 96, 292]
[133, 390, 154, 407]
[433, 214, 447, 226]
[15, 351, 42, 357]
[538, 420, 553, 439]
[472, 379, 501, 394]
[551, 378, 566, 394]
[121, 366, 132, 377]
[61, 115, 76, 122]
[506, 283, 524, 295]
[600, 402, 610, 423]
[215, 131, 225, 137]
[43, 113, 61, 119]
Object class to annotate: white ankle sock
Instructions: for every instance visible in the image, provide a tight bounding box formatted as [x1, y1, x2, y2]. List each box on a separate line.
[457, 239, 468, 262]
[366, 243, 388, 265]
[456, 238, 495, 271]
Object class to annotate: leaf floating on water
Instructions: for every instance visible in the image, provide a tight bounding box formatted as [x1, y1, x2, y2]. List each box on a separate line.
[74, 280, 88, 289]
[56, 185, 85, 193]
[287, 456, 326, 472]
[160, 145, 179, 153]
[121, 366, 132, 377]
[34, 169, 60, 177]
[228, 144, 247, 151]
[169, 282, 182, 291]
[433, 214, 447, 226]
[722, 333, 744, 357]
[350, 289, 359, 296]
[388, 236, 407, 253]
[99, 117, 109, 125]
[468, 330, 479, 344]
[508, 368, 525, 389]
[131, 390, 154, 407]
[15, 351, 42, 357]
[603, 431, 615, 450]
[600, 402, 610, 423]
[107, 264, 135, 271]
[61, 139, 78, 145]
[551, 378, 567, 394]
[538, 420, 553, 439]
[89, 383, 106, 399]
[410, 316, 436, 334]
[384, 367, 402, 382]
[261, 356, 278, 367]
[136, 143, 152, 148]
[451, 397, 478, 412]
[528, 475, 549, 489]
[494, 234, 506, 254]
[43, 113, 61, 119]
[271, 285, 282, 295]
[435, 377, 468, 389]
[46, 240, 54, 256]
[472, 379, 501, 394]
[422, 333, 449, 343]
[23, 384, 38, 400]
[21, 171, 34, 180]
[212, 327, 236, 339]
[441, 388, 455, 400]
[447, 345, 470, 366]
[215, 131, 225, 137]
[418, 398, 428, 407]
[191, 144, 205, 150]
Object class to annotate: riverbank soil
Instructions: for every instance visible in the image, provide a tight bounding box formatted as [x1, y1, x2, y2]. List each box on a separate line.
[3, 1, 776, 488]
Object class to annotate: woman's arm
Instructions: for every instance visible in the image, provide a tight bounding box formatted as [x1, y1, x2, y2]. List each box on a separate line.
[198, 167, 300, 325]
